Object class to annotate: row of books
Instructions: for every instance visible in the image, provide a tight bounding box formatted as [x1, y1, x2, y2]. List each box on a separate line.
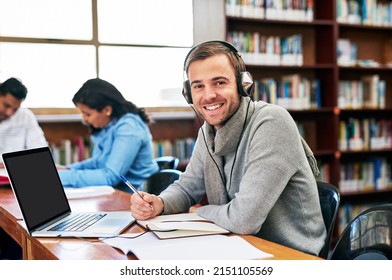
[338, 75, 386, 109]
[226, 0, 314, 22]
[153, 138, 196, 162]
[253, 75, 321, 109]
[227, 31, 303, 66]
[49, 137, 195, 166]
[50, 137, 91, 165]
[339, 158, 392, 193]
[338, 201, 391, 234]
[337, 0, 392, 26]
[338, 118, 392, 151]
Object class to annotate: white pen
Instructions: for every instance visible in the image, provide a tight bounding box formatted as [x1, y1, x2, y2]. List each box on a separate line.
[119, 174, 154, 210]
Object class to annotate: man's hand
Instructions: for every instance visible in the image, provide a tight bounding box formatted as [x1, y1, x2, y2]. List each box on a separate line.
[189, 203, 202, 213]
[130, 192, 164, 220]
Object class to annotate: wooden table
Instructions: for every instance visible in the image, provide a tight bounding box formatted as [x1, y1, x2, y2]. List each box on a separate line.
[0, 187, 321, 260]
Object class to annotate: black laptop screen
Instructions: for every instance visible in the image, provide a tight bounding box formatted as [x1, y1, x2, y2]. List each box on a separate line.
[3, 147, 70, 231]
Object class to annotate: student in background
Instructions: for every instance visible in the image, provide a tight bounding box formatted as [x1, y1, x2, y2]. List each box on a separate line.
[58, 78, 159, 192]
[0, 77, 47, 259]
[0, 77, 47, 168]
[130, 41, 327, 256]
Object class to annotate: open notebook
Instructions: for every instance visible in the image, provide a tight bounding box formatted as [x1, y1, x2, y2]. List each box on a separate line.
[137, 212, 230, 239]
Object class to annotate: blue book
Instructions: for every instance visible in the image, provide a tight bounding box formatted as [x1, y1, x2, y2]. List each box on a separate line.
[311, 79, 321, 108]
[157, 142, 163, 157]
[372, 158, 382, 190]
[361, 0, 367, 24]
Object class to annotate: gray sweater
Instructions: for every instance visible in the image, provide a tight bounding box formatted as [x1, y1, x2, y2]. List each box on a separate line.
[159, 97, 327, 256]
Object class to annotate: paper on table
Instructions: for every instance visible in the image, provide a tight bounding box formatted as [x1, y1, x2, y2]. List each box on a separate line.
[64, 186, 115, 199]
[102, 231, 273, 260]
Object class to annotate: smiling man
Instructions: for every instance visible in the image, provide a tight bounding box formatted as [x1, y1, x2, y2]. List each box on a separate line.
[130, 41, 327, 256]
[0, 77, 47, 168]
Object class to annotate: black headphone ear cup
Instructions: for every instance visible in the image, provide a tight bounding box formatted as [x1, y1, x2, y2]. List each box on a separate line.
[238, 71, 254, 97]
[182, 80, 193, 104]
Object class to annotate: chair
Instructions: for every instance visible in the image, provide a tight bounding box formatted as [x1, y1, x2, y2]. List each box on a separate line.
[317, 181, 340, 259]
[143, 169, 182, 195]
[155, 156, 180, 170]
[329, 204, 392, 260]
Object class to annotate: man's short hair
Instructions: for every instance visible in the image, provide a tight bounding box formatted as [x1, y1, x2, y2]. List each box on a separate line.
[0, 77, 28, 100]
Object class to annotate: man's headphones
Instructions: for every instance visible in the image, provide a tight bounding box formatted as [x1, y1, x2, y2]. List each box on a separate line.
[182, 40, 254, 104]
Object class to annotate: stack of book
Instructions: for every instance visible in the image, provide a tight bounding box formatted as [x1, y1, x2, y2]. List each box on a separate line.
[338, 75, 386, 109]
[226, 0, 314, 22]
[337, 0, 392, 26]
[227, 31, 303, 66]
[50, 136, 91, 165]
[339, 158, 392, 193]
[253, 74, 321, 110]
[338, 118, 392, 152]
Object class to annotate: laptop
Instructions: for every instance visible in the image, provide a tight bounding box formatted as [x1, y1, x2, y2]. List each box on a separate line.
[2, 147, 135, 238]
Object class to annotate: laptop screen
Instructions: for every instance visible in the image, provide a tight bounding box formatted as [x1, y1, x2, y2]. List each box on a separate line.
[3, 147, 71, 232]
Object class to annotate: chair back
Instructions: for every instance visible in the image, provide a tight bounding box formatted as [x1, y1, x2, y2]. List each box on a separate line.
[155, 156, 180, 170]
[317, 181, 340, 259]
[329, 204, 392, 260]
[143, 169, 182, 195]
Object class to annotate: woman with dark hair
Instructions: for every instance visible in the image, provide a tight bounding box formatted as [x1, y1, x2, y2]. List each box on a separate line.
[58, 78, 159, 191]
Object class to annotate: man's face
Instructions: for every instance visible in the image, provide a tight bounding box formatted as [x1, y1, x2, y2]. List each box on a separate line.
[187, 54, 240, 129]
[0, 93, 22, 121]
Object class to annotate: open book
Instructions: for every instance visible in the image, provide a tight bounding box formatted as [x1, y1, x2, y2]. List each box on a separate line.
[137, 212, 230, 239]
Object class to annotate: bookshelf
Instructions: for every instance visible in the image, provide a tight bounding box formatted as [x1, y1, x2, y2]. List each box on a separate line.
[224, 0, 392, 238]
[335, 0, 392, 236]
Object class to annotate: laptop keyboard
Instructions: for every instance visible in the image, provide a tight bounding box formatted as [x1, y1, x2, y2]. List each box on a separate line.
[49, 213, 107, 232]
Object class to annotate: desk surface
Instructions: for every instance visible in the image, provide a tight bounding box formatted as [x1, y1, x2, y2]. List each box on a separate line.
[0, 187, 321, 260]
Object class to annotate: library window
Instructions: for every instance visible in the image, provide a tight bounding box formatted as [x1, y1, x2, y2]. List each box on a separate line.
[0, 0, 193, 108]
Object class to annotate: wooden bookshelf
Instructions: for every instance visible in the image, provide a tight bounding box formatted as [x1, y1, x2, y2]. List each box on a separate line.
[224, 0, 392, 240]
[335, 0, 392, 237]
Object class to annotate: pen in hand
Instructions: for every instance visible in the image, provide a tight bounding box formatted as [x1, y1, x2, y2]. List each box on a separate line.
[119, 174, 154, 211]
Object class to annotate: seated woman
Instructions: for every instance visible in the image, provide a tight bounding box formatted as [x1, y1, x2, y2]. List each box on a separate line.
[58, 78, 159, 192]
